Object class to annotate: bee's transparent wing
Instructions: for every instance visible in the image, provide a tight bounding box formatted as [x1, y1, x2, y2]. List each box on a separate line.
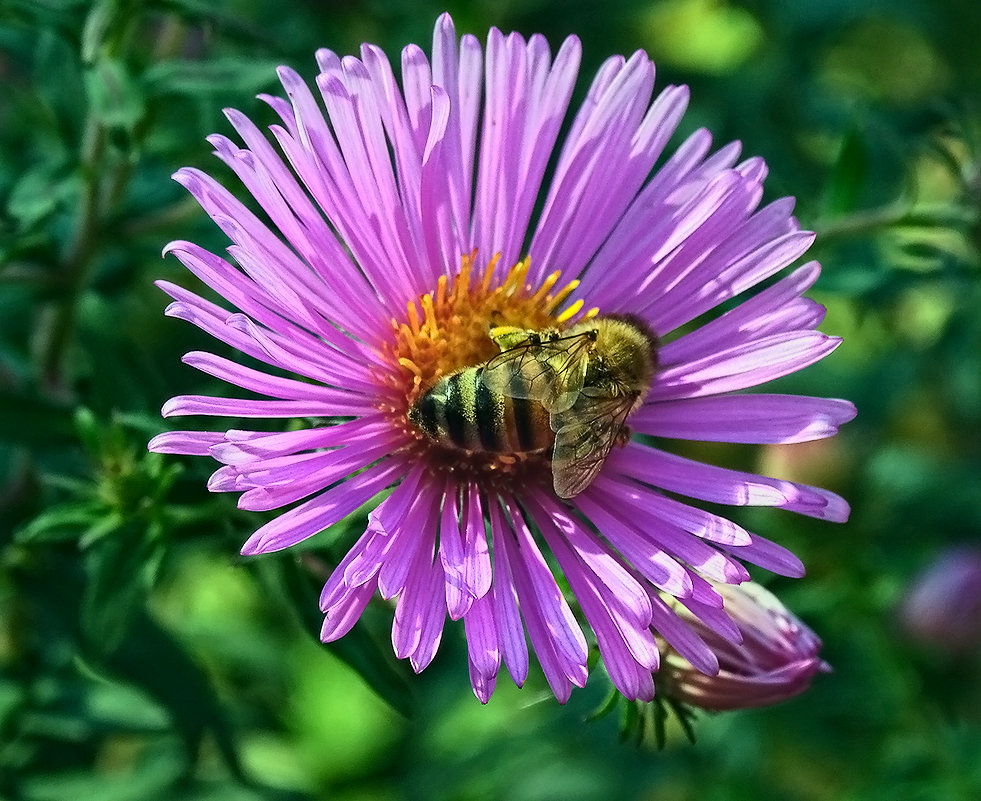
[481, 329, 593, 413]
[550, 391, 638, 498]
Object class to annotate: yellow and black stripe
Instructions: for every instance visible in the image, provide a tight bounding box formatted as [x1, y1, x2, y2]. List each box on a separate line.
[409, 367, 553, 454]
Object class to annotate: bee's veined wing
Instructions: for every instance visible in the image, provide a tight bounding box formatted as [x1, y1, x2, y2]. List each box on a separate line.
[481, 329, 594, 414]
[550, 391, 638, 498]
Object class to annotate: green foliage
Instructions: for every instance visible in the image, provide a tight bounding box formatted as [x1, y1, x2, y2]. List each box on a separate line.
[1, 1, 980, 799]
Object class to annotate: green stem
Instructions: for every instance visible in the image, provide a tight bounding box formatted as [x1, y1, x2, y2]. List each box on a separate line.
[815, 204, 976, 244]
[39, 112, 106, 395]
[37, 2, 140, 396]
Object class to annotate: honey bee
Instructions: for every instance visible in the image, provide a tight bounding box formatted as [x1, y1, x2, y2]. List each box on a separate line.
[407, 314, 657, 498]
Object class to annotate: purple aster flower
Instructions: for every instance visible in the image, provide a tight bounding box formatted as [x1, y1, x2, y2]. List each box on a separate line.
[149, 14, 855, 703]
[657, 582, 829, 711]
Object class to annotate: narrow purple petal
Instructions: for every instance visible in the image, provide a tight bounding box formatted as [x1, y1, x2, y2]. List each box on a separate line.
[501, 497, 589, 668]
[725, 533, 807, 578]
[572, 492, 697, 597]
[210, 417, 390, 464]
[468, 656, 498, 705]
[321, 579, 376, 642]
[408, 559, 448, 672]
[235, 439, 393, 512]
[653, 332, 842, 401]
[223, 313, 380, 394]
[530, 497, 659, 700]
[653, 230, 817, 333]
[607, 441, 851, 522]
[487, 498, 529, 685]
[501, 495, 588, 701]
[464, 592, 502, 701]
[648, 590, 719, 676]
[676, 595, 743, 645]
[528, 493, 653, 626]
[320, 525, 383, 610]
[181, 351, 368, 401]
[439, 481, 470, 619]
[157, 278, 278, 366]
[633, 393, 856, 446]
[659, 261, 823, 364]
[162, 393, 374, 419]
[148, 430, 226, 455]
[378, 484, 443, 600]
[462, 483, 493, 603]
[588, 474, 752, 584]
[391, 534, 438, 661]
[240, 459, 402, 554]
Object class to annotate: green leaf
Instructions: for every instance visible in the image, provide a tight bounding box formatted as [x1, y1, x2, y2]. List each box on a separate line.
[73, 406, 103, 458]
[14, 500, 104, 544]
[824, 127, 868, 217]
[84, 57, 145, 133]
[143, 57, 282, 98]
[80, 524, 159, 652]
[6, 162, 76, 230]
[81, 0, 124, 65]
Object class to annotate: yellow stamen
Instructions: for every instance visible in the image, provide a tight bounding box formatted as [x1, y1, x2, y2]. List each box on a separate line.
[386, 252, 591, 409]
[556, 299, 584, 323]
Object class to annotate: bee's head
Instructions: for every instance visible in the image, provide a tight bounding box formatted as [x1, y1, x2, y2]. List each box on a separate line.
[593, 314, 658, 388]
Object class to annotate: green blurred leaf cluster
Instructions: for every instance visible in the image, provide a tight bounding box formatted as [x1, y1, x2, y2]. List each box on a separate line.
[1, 0, 980, 800]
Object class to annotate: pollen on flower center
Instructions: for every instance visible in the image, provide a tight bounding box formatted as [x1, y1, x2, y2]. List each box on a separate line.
[379, 252, 591, 484]
[390, 252, 587, 404]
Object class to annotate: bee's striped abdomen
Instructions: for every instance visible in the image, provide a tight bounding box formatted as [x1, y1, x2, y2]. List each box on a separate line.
[408, 367, 553, 454]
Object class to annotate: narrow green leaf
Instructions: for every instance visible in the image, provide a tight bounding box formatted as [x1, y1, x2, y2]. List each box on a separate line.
[80, 524, 157, 652]
[14, 501, 104, 544]
[824, 127, 868, 217]
[143, 57, 282, 98]
[6, 162, 75, 230]
[73, 406, 102, 458]
[81, 0, 123, 64]
[84, 57, 145, 132]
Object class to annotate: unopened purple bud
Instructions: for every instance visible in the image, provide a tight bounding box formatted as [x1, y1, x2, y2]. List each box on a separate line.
[660, 582, 828, 711]
[899, 547, 981, 652]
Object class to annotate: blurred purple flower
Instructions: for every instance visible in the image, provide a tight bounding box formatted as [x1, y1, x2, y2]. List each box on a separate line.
[659, 582, 830, 711]
[149, 14, 854, 703]
[900, 547, 981, 652]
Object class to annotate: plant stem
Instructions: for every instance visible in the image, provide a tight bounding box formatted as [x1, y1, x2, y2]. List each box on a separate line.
[815, 203, 976, 244]
[38, 111, 106, 396]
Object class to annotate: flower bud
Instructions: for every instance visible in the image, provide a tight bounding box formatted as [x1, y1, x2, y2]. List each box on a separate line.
[659, 582, 829, 711]
[899, 547, 981, 652]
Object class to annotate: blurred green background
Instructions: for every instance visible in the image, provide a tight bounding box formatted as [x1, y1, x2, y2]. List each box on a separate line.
[1, 0, 980, 799]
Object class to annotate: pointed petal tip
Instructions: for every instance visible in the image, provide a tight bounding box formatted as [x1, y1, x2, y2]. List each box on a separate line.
[146, 433, 168, 453]
[160, 398, 181, 418]
[239, 531, 292, 557]
[838, 399, 859, 424]
[239, 536, 263, 556]
[161, 241, 179, 258]
[821, 493, 851, 523]
[782, 557, 807, 579]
